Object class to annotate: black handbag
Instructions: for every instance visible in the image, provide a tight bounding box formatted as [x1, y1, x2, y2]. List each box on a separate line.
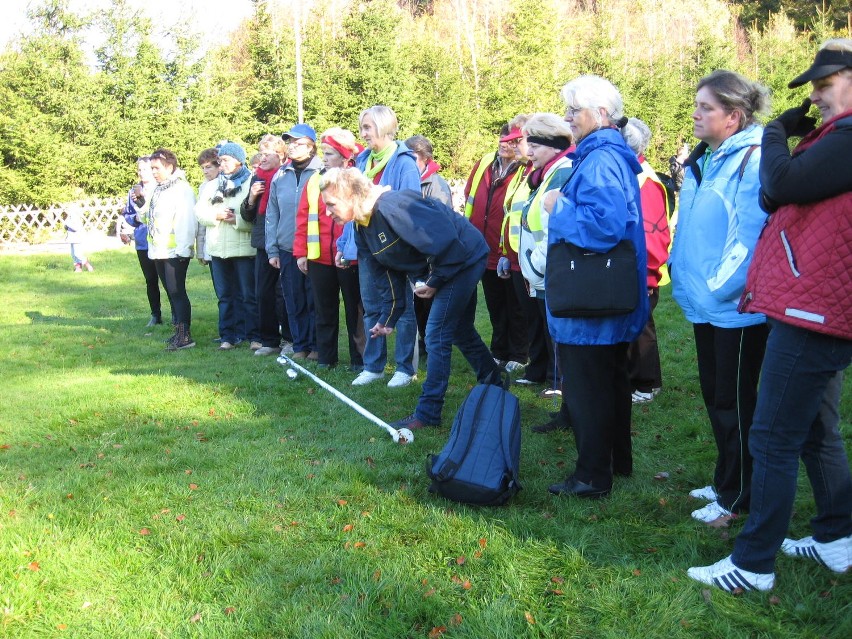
[546, 239, 639, 317]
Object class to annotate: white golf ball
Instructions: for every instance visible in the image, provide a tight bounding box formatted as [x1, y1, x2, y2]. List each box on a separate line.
[286, 368, 298, 380]
[397, 428, 414, 444]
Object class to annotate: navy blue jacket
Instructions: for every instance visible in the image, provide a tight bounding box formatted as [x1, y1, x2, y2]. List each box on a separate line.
[355, 190, 488, 327]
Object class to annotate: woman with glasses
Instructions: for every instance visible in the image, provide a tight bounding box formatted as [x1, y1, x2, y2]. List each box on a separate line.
[463, 123, 530, 376]
[543, 75, 648, 498]
[265, 124, 323, 361]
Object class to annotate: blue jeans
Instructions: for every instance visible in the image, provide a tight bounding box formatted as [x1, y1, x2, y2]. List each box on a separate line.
[415, 258, 502, 424]
[732, 320, 852, 573]
[211, 256, 258, 343]
[279, 252, 315, 353]
[360, 264, 416, 376]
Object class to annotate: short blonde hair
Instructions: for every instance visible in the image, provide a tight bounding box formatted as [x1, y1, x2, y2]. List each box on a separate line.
[508, 113, 530, 131]
[522, 113, 574, 144]
[320, 167, 375, 224]
[359, 105, 399, 140]
[258, 134, 287, 157]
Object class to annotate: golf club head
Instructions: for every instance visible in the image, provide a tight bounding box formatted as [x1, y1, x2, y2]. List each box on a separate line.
[396, 428, 414, 444]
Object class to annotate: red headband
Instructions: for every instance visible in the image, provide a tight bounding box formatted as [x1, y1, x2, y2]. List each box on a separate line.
[321, 135, 357, 161]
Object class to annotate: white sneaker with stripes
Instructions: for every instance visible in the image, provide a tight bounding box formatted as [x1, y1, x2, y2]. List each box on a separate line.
[687, 556, 774, 592]
[781, 534, 852, 573]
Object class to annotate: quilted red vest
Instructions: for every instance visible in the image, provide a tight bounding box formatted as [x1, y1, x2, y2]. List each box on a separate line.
[740, 111, 852, 340]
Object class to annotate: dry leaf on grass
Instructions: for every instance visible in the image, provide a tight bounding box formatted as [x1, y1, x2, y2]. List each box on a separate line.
[428, 626, 447, 638]
[524, 611, 535, 625]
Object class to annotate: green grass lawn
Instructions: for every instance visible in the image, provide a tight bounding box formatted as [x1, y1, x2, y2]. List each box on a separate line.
[0, 248, 849, 638]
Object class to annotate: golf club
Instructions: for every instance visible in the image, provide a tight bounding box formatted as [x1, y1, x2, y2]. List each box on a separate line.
[278, 355, 414, 444]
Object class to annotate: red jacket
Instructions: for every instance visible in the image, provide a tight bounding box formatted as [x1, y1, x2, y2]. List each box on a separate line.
[293, 180, 346, 267]
[638, 159, 671, 288]
[464, 155, 522, 269]
[740, 112, 852, 340]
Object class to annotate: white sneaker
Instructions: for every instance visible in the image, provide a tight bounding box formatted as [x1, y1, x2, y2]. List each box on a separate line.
[387, 371, 416, 388]
[280, 342, 294, 356]
[691, 500, 734, 524]
[352, 370, 385, 386]
[687, 556, 775, 592]
[254, 346, 278, 356]
[504, 360, 526, 373]
[689, 485, 718, 501]
[632, 389, 660, 404]
[781, 534, 852, 573]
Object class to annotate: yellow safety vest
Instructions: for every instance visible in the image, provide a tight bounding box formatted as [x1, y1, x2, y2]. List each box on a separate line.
[500, 167, 530, 254]
[305, 172, 321, 260]
[463, 152, 496, 219]
[522, 156, 572, 246]
[637, 163, 672, 286]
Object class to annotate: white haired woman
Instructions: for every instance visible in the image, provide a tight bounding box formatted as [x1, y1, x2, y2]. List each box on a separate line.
[543, 75, 648, 498]
[320, 167, 503, 430]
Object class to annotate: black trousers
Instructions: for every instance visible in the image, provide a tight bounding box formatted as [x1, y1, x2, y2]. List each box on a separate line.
[154, 257, 191, 326]
[481, 268, 528, 363]
[255, 249, 290, 347]
[693, 322, 768, 513]
[511, 274, 556, 384]
[136, 249, 163, 318]
[307, 261, 365, 367]
[558, 341, 631, 489]
[627, 287, 662, 392]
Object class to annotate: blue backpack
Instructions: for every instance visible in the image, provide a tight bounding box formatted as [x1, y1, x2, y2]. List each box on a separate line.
[426, 384, 522, 506]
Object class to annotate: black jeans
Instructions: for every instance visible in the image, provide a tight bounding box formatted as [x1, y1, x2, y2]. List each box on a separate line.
[693, 322, 768, 513]
[627, 287, 662, 392]
[511, 274, 555, 384]
[558, 341, 631, 488]
[481, 268, 528, 363]
[307, 261, 365, 367]
[136, 249, 162, 318]
[155, 257, 191, 326]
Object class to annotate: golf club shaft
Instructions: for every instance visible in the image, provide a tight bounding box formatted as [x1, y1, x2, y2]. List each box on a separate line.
[280, 356, 399, 438]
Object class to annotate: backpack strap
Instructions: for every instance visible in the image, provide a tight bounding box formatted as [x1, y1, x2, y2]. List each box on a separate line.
[737, 145, 759, 182]
[498, 391, 520, 490]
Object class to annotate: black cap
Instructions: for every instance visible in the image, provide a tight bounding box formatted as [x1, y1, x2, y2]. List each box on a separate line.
[789, 48, 852, 88]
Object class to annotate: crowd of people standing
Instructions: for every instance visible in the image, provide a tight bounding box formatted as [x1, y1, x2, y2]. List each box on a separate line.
[118, 38, 851, 591]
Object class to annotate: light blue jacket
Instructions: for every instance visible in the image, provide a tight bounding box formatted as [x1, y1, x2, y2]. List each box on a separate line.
[546, 128, 648, 345]
[337, 141, 422, 259]
[669, 125, 766, 328]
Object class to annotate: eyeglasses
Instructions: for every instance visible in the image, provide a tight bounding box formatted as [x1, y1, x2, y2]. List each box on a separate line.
[565, 106, 585, 118]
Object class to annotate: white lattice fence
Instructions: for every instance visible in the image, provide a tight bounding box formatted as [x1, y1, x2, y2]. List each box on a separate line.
[0, 197, 125, 245]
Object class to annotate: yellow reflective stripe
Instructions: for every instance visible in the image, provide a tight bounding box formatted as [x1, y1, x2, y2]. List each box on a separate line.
[463, 152, 496, 219]
[306, 173, 321, 260]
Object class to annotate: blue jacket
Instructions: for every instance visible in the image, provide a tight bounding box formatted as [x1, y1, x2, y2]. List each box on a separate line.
[122, 186, 151, 249]
[338, 142, 422, 259]
[669, 125, 766, 328]
[265, 156, 323, 258]
[356, 190, 488, 328]
[546, 127, 648, 345]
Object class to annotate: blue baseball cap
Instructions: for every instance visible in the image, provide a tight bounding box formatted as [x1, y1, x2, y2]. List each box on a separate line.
[282, 123, 317, 142]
